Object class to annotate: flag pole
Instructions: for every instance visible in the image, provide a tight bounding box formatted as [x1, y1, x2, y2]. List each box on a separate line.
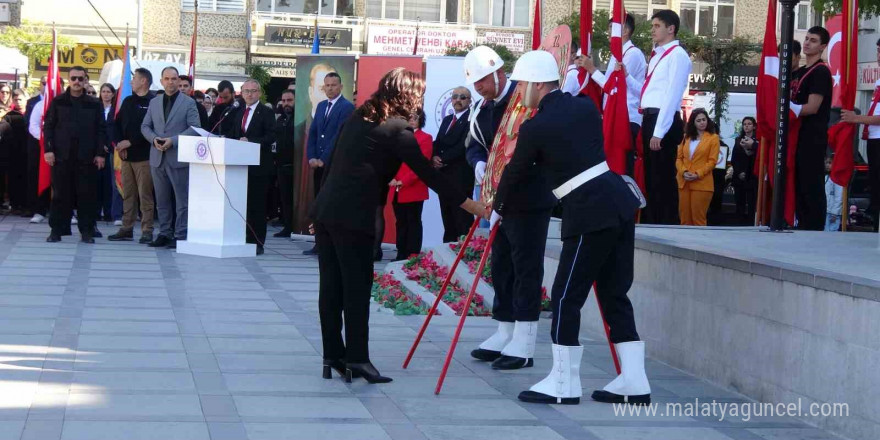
[756, 137, 767, 225]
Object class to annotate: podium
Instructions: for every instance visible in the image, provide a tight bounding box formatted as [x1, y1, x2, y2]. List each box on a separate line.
[176, 135, 260, 258]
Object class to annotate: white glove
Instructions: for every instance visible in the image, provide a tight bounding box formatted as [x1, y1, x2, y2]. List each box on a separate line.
[789, 102, 802, 118]
[489, 210, 502, 229]
[475, 161, 487, 183]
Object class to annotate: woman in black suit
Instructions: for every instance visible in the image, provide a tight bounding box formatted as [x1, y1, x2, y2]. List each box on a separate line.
[98, 83, 122, 226]
[732, 116, 758, 225]
[311, 68, 486, 383]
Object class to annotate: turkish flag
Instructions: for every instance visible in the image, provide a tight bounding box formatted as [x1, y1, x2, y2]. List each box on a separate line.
[825, 14, 844, 108]
[827, 0, 858, 186]
[38, 28, 62, 195]
[755, 0, 778, 144]
[532, 0, 541, 50]
[600, 0, 630, 174]
[577, 0, 604, 112]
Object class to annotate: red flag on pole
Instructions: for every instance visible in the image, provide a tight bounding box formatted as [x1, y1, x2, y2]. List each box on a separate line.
[531, 0, 541, 50]
[576, 0, 603, 112]
[189, 0, 198, 82]
[600, 0, 630, 174]
[827, 0, 858, 186]
[38, 27, 61, 195]
[755, 0, 778, 144]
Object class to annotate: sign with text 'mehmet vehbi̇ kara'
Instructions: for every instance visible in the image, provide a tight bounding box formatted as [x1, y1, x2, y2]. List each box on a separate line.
[367, 25, 474, 56]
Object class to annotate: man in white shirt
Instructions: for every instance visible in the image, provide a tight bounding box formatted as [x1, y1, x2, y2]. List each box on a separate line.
[637, 9, 691, 225]
[561, 41, 584, 96]
[579, 13, 647, 176]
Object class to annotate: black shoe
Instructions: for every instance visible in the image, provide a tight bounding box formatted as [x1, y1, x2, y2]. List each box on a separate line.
[46, 234, 61, 243]
[344, 362, 392, 384]
[303, 245, 318, 256]
[273, 229, 292, 238]
[322, 359, 360, 379]
[108, 230, 133, 241]
[166, 239, 177, 249]
[471, 348, 503, 362]
[139, 233, 154, 244]
[61, 228, 72, 236]
[80, 234, 95, 244]
[590, 390, 651, 405]
[518, 390, 581, 405]
[149, 235, 171, 248]
[92, 228, 103, 238]
[256, 245, 264, 255]
[491, 355, 534, 370]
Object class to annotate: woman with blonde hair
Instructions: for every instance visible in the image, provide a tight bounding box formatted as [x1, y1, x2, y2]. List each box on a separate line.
[676, 108, 720, 226]
[310, 67, 486, 384]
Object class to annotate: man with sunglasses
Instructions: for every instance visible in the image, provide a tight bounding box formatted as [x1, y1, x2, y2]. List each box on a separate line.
[43, 66, 107, 243]
[432, 87, 474, 242]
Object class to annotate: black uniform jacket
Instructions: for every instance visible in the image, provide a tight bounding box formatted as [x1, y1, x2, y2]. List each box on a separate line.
[494, 90, 639, 238]
[310, 111, 468, 235]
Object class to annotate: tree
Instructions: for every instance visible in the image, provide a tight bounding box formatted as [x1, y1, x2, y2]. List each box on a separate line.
[0, 20, 76, 77]
[557, 10, 653, 63]
[813, 0, 874, 17]
[445, 43, 519, 74]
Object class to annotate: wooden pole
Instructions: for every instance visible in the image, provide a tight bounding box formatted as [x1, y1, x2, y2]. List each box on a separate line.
[842, 187, 849, 231]
[756, 137, 767, 225]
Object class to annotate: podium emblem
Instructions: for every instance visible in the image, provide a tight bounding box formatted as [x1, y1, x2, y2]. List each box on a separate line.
[195, 141, 208, 160]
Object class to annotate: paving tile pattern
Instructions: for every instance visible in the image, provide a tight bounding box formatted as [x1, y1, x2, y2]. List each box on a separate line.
[0, 218, 844, 440]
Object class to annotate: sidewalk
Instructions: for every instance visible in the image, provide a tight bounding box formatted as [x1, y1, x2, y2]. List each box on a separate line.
[0, 216, 844, 440]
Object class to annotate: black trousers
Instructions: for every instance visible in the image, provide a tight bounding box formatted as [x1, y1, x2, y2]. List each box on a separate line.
[439, 165, 475, 243]
[313, 166, 324, 197]
[491, 209, 551, 323]
[867, 139, 880, 231]
[246, 172, 269, 246]
[641, 111, 683, 225]
[9, 145, 27, 210]
[49, 158, 98, 236]
[27, 137, 49, 216]
[626, 122, 640, 178]
[392, 199, 424, 261]
[315, 222, 374, 363]
[550, 221, 639, 346]
[795, 141, 826, 231]
[277, 166, 294, 232]
[734, 179, 757, 225]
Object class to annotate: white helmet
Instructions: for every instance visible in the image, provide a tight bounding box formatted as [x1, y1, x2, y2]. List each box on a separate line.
[510, 50, 560, 83]
[464, 46, 504, 84]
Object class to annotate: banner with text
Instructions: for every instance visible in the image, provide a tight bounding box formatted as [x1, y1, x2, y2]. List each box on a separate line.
[367, 25, 475, 56]
[478, 32, 526, 52]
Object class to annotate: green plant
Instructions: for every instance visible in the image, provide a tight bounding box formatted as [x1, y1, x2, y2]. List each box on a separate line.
[0, 20, 76, 77]
[445, 43, 519, 74]
[556, 10, 652, 63]
[813, 0, 875, 17]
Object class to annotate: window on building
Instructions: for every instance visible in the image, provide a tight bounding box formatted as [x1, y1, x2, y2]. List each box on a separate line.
[679, 0, 735, 38]
[183, 0, 246, 12]
[366, 0, 461, 22]
[794, 4, 822, 30]
[255, 0, 354, 16]
[472, 0, 529, 27]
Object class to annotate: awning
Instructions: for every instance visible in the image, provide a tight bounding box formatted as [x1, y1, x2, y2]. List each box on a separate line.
[0, 45, 28, 81]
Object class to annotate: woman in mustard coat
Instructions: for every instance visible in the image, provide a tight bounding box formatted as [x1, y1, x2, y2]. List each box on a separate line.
[676, 108, 720, 226]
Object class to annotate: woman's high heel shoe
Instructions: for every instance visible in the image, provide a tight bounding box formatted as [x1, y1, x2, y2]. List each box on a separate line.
[322, 359, 346, 379]
[344, 362, 392, 384]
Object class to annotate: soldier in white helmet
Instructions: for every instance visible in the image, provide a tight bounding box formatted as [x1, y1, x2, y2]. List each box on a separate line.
[490, 50, 650, 406]
[465, 46, 556, 371]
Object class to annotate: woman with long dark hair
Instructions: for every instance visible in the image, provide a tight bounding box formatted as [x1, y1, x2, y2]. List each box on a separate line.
[310, 68, 486, 383]
[732, 116, 758, 225]
[97, 83, 122, 226]
[675, 108, 720, 226]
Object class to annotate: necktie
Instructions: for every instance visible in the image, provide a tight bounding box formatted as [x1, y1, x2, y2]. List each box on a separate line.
[241, 106, 250, 133]
[446, 115, 457, 134]
[325, 101, 333, 118]
[863, 87, 880, 140]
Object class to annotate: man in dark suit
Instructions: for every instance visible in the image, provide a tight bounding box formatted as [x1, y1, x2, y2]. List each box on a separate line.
[303, 71, 354, 255]
[225, 79, 276, 255]
[141, 66, 202, 249]
[497, 51, 647, 407]
[178, 75, 209, 128]
[43, 66, 107, 243]
[274, 89, 296, 237]
[433, 86, 474, 242]
[208, 80, 242, 134]
[464, 46, 556, 371]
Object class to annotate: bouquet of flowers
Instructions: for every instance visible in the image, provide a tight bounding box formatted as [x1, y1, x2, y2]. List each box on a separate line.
[403, 252, 491, 316]
[371, 272, 434, 315]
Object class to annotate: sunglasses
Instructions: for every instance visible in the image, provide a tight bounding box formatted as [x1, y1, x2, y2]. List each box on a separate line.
[451, 94, 470, 100]
[70, 76, 86, 82]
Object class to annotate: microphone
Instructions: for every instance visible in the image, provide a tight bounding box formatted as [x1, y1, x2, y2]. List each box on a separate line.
[211, 100, 240, 134]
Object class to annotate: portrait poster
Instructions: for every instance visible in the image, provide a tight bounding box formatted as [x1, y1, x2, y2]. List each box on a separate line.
[292, 54, 356, 233]
[355, 55, 423, 244]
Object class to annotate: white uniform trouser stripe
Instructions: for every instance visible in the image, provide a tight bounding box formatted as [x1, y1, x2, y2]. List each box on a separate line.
[553, 235, 583, 343]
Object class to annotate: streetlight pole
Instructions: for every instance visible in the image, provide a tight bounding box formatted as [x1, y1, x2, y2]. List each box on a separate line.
[769, 0, 800, 231]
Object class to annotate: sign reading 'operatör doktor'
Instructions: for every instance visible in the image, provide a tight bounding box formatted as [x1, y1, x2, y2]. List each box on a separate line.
[367, 25, 475, 56]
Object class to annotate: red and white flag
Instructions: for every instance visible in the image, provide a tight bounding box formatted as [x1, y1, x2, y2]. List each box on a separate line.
[600, 0, 630, 174]
[755, 0, 778, 145]
[189, 0, 198, 81]
[38, 27, 62, 195]
[531, 0, 541, 50]
[577, 0, 603, 112]
[827, 0, 858, 186]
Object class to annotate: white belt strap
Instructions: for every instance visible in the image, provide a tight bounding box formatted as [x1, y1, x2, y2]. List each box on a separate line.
[552, 161, 610, 199]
